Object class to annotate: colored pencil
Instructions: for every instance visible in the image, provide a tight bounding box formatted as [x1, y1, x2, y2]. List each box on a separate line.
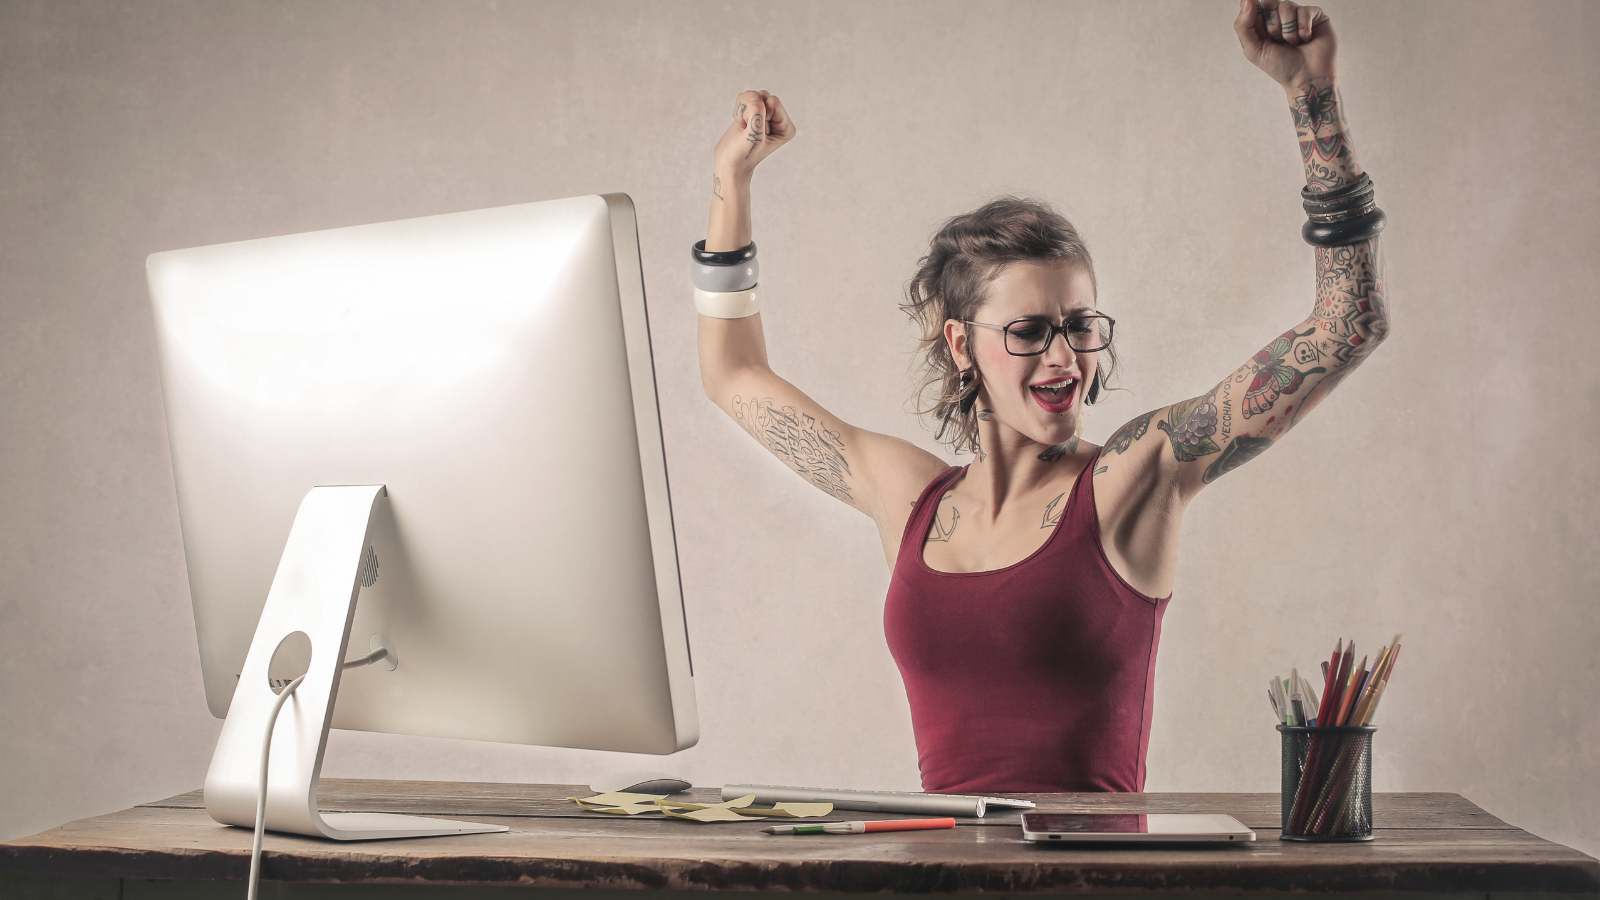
[1284, 634, 1404, 835]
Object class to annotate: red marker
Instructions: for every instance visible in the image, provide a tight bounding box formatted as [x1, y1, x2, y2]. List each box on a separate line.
[762, 817, 956, 835]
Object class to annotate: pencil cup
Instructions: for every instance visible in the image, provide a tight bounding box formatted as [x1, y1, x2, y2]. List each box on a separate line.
[1278, 724, 1375, 842]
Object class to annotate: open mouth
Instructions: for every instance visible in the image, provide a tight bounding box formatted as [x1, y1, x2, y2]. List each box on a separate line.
[1029, 378, 1077, 413]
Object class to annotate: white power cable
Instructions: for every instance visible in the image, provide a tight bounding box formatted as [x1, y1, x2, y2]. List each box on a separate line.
[340, 646, 388, 670]
[248, 671, 305, 900]
[247, 648, 386, 896]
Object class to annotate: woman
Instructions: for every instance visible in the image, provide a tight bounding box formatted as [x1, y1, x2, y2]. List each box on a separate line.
[693, 0, 1388, 793]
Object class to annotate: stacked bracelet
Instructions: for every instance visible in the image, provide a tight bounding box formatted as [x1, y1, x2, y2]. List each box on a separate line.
[1301, 173, 1387, 246]
[691, 239, 761, 318]
[694, 285, 762, 319]
[692, 240, 756, 266]
[692, 259, 759, 293]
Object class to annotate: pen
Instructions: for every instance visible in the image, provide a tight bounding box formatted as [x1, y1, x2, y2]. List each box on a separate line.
[1269, 676, 1287, 724]
[761, 817, 956, 835]
[1289, 667, 1307, 727]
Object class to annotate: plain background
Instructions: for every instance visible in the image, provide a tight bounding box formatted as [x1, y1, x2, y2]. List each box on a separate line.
[3, 0, 1597, 859]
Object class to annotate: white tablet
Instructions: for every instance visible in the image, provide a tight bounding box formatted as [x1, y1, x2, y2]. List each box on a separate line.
[1021, 812, 1255, 843]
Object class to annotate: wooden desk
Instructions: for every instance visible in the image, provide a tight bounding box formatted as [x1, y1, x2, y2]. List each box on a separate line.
[2, 780, 1597, 898]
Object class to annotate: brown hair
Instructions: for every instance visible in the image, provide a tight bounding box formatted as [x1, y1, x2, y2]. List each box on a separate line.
[903, 196, 1118, 454]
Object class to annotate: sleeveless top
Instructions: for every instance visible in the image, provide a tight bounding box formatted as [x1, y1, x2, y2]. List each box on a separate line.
[883, 452, 1170, 793]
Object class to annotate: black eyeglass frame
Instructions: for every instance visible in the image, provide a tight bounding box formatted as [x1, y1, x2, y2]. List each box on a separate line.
[963, 314, 1116, 356]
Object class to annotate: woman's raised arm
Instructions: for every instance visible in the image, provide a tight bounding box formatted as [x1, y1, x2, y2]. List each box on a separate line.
[1097, 0, 1389, 498]
[697, 91, 945, 535]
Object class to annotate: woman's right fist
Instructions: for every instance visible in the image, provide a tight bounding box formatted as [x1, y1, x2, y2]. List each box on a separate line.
[714, 90, 795, 178]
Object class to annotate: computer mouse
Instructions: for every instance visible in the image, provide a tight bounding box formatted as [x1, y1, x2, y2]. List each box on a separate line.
[589, 771, 692, 794]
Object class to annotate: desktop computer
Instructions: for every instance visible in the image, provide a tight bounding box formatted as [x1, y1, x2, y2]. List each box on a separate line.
[146, 194, 696, 841]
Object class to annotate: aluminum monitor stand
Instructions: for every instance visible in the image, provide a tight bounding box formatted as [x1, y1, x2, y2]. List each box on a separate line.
[202, 484, 508, 840]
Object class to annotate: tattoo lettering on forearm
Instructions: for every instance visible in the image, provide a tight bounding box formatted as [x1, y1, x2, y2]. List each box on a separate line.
[1202, 435, 1274, 484]
[1157, 390, 1221, 463]
[1102, 410, 1155, 457]
[1220, 382, 1234, 441]
[926, 492, 959, 542]
[743, 113, 764, 159]
[712, 174, 724, 201]
[732, 395, 853, 501]
[1041, 492, 1066, 530]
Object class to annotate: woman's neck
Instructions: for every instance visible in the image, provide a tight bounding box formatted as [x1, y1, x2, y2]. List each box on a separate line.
[964, 416, 1088, 518]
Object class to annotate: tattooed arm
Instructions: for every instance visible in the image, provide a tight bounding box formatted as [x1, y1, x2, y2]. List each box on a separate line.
[1147, 0, 1388, 492]
[1107, 0, 1388, 496]
[1091, 1, 1387, 595]
[1172, 4, 1386, 492]
[699, 91, 946, 526]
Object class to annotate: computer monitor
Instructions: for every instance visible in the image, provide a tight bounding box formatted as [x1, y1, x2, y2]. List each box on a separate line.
[146, 194, 697, 839]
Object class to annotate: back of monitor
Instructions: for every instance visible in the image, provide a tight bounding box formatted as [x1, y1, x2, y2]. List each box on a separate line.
[147, 194, 697, 755]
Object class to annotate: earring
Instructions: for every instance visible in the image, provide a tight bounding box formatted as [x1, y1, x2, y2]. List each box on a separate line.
[958, 370, 977, 416]
[1085, 370, 1103, 406]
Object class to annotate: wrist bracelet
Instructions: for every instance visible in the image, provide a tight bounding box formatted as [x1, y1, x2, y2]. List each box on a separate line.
[1301, 173, 1385, 245]
[694, 284, 762, 319]
[1301, 173, 1372, 205]
[692, 240, 756, 267]
[692, 258, 759, 293]
[1303, 188, 1376, 219]
[1302, 208, 1387, 246]
[1306, 197, 1378, 225]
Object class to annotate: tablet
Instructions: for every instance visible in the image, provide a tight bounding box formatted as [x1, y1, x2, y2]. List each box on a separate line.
[1021, 812, 1255, 843]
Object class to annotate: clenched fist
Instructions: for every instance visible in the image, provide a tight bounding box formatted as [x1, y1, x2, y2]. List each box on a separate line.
[714, 90, 796, 180]
[1235, 0, 1337, 91]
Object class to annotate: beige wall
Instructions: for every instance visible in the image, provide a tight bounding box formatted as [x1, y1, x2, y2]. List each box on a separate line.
[3, 0, 1596, 859]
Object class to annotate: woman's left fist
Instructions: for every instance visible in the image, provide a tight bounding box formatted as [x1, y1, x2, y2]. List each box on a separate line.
[1235, 0, 1337, 91]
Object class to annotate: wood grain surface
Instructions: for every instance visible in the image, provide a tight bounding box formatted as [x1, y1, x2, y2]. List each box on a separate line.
[3, 781, 1597, 894]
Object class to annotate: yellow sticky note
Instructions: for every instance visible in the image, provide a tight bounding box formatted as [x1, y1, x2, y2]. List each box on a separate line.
[662, 805, 757, 823]
[655, 793, 764, 823]
[570, 791, 668, 815]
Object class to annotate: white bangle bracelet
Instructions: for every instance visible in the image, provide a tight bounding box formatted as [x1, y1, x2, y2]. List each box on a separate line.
[694, 284, 761, 319]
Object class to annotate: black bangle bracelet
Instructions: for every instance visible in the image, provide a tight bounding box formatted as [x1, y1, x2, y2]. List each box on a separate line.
[1301, 172, 1373, 205]
[1303, 187, 1376, 218]
[1303, 207, 1387, 246]
[692, 240, 757, 267]
[1307, 197, 1379, 224]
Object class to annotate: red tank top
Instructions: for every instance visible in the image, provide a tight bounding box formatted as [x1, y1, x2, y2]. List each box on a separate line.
[883, 452, 1169, 793]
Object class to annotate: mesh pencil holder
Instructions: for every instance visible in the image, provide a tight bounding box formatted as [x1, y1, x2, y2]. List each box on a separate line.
[1278, 724, 1375, 842]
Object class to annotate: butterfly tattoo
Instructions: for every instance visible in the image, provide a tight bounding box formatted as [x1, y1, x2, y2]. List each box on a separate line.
[1242, 327, 1326, 419]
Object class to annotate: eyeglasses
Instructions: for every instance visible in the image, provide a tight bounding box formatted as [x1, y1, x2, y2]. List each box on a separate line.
[963, 314, 1115, 356]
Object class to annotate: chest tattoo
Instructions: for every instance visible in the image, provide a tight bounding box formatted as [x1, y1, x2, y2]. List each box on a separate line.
[1041, 492, 1066, 529]
[926, 492, 960, 543]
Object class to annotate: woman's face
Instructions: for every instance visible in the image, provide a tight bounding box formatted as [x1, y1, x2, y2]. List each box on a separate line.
[950, 260, 1099, 450]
